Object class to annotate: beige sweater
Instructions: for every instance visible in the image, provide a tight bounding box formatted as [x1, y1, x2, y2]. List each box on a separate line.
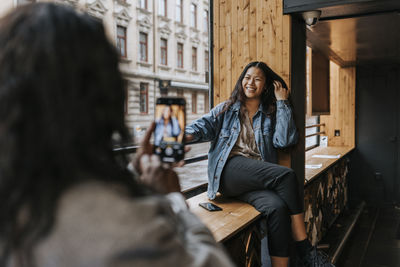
[26, 182, 234, 267]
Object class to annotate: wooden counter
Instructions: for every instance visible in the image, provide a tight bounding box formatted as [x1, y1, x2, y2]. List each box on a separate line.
[305, 146, 354, 183]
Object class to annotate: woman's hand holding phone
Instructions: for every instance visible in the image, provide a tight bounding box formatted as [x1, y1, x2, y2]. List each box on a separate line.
[133, 122, 187, 194]
[139, 154, 181, 194]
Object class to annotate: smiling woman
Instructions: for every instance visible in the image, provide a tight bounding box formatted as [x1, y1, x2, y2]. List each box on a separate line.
[185, 61, 335, 267]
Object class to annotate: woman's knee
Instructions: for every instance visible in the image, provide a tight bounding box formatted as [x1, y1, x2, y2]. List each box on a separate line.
[281, 168, 298, 187]
[262, 196, 289, 218]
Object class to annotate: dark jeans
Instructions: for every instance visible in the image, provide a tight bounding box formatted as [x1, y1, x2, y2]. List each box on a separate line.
[219, 156, 303, 257]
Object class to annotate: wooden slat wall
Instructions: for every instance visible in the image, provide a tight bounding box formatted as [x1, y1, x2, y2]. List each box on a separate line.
[213, 0, 291, 105]
[320, 63, 356, 147]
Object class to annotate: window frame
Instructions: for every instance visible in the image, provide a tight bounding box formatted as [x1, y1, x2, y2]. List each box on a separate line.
[192, 47, 197, 71]
[190, 3, 197, 28]
[176, 0, 183, 23]
[139, 83, 149, 114]
[203, 9, 209, 33]
[116, 25, 127, 59]
[140, 0, 147, 9]
[191, 92, 197, 114]
[160, 38, 168, 66]
[158, 0, 167, 17]
[177, 43, 184, 68]
[139, 32, 148, 62]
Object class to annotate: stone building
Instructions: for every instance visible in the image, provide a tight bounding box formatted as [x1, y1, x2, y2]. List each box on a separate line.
[1, 0, 211, 140]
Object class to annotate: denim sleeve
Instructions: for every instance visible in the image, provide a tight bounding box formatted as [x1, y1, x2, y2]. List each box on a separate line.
[185, 102, 225, 143]
[273, 100, 298, 148]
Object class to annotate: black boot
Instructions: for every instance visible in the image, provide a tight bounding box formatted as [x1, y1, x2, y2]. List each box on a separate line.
[301, 247, 335, 267]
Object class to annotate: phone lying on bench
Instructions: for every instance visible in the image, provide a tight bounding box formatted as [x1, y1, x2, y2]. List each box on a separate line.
[199, 202, 222, 212]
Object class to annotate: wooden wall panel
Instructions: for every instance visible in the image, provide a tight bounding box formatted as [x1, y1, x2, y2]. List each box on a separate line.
[312, 50, 330, 115]
[213, 0, 291, 105]
[213, 0, 305, 176]
[320, 63, 356, 147]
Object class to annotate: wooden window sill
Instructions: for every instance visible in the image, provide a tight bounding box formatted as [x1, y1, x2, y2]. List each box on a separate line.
[305, 146, 354, 185]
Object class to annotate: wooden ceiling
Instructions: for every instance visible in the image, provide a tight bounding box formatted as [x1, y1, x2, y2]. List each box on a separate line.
[284, 0, 400, 66]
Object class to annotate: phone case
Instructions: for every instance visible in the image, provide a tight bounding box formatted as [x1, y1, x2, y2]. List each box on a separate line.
[199, 202, 222, 211]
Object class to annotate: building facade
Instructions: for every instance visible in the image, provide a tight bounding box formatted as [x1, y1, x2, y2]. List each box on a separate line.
[2, 0, 211, 140]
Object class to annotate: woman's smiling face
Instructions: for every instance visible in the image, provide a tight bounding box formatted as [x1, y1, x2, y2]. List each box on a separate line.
[241, 67, 266, 100]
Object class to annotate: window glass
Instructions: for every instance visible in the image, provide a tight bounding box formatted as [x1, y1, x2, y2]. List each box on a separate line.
[139, 32, 148, 62]
[177, 43, 183, 68]
[158, 0, 167, 16]
[190, 4, 197, 28]
[140, 0, 147, 9]
[192, 47, 197, 71]
[139, 83, 148, 114]
[175, 0, 182, 23]
[116, 26, 127, 58]
[160, 38, 168, 65]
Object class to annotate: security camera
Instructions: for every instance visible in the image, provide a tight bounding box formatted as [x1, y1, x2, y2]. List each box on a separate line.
[302, 10, 322, 26]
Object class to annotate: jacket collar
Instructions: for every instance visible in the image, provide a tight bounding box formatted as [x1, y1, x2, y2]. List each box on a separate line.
[232, 101, 264, 112]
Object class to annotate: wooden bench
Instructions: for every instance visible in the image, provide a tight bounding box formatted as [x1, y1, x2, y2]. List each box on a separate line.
[187, 192, 263, 266]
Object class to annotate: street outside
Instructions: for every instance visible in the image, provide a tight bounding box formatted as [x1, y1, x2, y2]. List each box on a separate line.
[175, 142, 210, 191]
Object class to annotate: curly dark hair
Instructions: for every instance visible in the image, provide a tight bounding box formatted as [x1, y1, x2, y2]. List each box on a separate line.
[219, 61, 289, 115]
[0, 3, 146, 265]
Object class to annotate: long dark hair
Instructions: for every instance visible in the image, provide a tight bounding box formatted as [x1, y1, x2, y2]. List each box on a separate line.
[0, 3, 146, 265]
[220, 61, 289, 115]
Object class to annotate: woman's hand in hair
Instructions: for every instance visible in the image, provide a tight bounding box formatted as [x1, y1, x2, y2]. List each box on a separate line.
[273, 80, 289, 101]
[139, 154, 181, 194]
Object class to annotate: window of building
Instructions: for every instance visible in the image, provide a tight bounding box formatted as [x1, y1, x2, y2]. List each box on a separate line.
[140, 0, 147, 9]
[191, 92, 197, 113]
[158, 0, 167, 17]
[160, 38, 168, 65]
[204, 92, 209, 113]
[176, 0, 183, 23]
[192, 47, 197, 71]
[177, 43, 184, 68]
[124, 80, 129, 114]
[204, 50, 209, 71]
[177, 89, 184, 97]
[190, 3, 197, 28]
[116, 26, 127, 58]
[203, 9, 209, 33]
[139, 83, 148, 114]
[139, 32, 148, 62]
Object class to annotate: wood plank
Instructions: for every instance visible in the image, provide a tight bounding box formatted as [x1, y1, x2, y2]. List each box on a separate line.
[231, 0, 239, 92]
[249, 0, 257, 61]
[187, 192, 261, 242]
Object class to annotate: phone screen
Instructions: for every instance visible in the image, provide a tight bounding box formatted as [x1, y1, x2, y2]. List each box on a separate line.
[154, 97, 186, 162]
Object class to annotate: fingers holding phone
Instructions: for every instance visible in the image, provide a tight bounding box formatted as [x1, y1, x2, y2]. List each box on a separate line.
[139, 154, 181, 194]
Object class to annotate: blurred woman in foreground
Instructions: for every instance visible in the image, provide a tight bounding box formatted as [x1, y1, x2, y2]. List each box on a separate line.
[0, 3, 233, 267]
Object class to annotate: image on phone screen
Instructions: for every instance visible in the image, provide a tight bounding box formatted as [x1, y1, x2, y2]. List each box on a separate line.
[154, 97, 186, 162]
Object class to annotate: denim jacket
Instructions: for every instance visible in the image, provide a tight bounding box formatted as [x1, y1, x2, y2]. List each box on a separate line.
[185, 100, 298, 200]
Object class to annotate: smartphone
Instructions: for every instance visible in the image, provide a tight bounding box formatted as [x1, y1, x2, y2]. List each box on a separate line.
[154, 97, 186, 163]
[199, 202, 223, 212]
